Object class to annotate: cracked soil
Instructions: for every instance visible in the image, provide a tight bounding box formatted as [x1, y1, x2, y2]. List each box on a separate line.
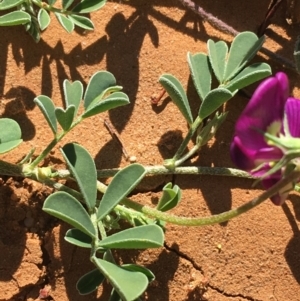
[1, 0, 300, 300]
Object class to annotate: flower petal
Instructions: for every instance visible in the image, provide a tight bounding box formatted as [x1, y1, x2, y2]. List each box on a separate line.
[231, 73, 289, 171]
[284, 97, 300, 137]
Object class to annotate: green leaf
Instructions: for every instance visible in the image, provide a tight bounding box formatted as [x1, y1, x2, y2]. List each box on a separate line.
[0, 118, 22, 153]
[38, 8, 50, 31]
[98, 225, 164, 249]
[63, 79, 83, 117]
[156, 183, 181, 212]
[0, 11, 30, 26]
[72, 0, 106, 13]
[225, 63, 272, 92]
[43, 191, 96, 238]
[62, 0, 75, 9]
[55, 13, 74, 33]
[187, 52, 211, 101]
[68, 15, 94, 30]
[55, 105, 75, 131]
[0, 0, 25, 10]
[25, 16, 41, 43]
[61, 143, 97, 210]
[97, 164, 146, 221]
[82, 92, 129, 119]
[199, 88, 233, 120]
[65, 228, 92, 248]
[48, 0, 57, 5]
[159, 74, 193, 125]
[34, 95, 57, 134]
[77, 268, 105, 295]
[121, 264, 155, 282]
[94, 258, 148, 301]
[84, 71, 117, 110]
[207, 40, 228, 83]
[224, 32, 265, 81]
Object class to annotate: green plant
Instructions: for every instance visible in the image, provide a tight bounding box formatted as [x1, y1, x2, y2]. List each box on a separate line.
[3, 32, 297, 300]
[0, 0, 106, 42]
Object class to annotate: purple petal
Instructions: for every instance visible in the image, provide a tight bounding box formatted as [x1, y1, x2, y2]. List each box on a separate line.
[230, 136, 256, 170]
[284, 97, 300, 137]
[234, 73, 288, 150]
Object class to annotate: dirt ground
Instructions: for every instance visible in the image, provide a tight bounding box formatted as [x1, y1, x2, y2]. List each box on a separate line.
[1, 0, 300, 300]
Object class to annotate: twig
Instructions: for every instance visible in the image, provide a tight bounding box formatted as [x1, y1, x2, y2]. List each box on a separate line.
[104, 119, 130, 161]
[151, 89, 166, 105]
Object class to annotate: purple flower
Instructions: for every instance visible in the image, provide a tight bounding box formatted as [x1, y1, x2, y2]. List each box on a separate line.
[230, 72, 300, 205]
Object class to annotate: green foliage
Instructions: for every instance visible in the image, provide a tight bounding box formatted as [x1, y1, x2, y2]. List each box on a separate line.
[159, 31, 272, 168]
[159, 74, 193, 125]
[187, 52, 211, 101]
[0, 118, 22, 154]
[42, 143, 164, 300]
[62, 143, 97, 210]
[77, 268, 105, 295]
[0, 0, 107, 42]
[156, 182, 182, 212]
[97, 164, 147, 221]
[98, 225, 164, 249]
[34, 70, 129, 137]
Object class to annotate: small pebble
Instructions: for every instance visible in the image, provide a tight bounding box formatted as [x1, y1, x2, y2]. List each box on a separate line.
[129, 156, 137, 163]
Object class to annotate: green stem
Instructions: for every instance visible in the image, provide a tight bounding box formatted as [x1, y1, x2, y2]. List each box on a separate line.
[29, 133, 64, 169]
[171, 116, 202, 162]
[121, 170, 300, 226]
[93, 165, 252, 179]
[29, 118, 82, 169]
[174, 143, 202, 167]
[31, 0, 72, 14]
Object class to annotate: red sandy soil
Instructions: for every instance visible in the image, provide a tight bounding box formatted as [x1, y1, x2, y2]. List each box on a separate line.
[1, 0, 300, 300]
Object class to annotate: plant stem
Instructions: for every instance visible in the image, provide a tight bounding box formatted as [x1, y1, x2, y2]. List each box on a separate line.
[171, 116, 202, 164]
[94, 165, 252, 179]
[31, 0, 72, 14]
[29, 118, 82, 169]
[29, 133, 64, 169]
[52, 165, 253, 179]
[121, 170, 300, 226]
